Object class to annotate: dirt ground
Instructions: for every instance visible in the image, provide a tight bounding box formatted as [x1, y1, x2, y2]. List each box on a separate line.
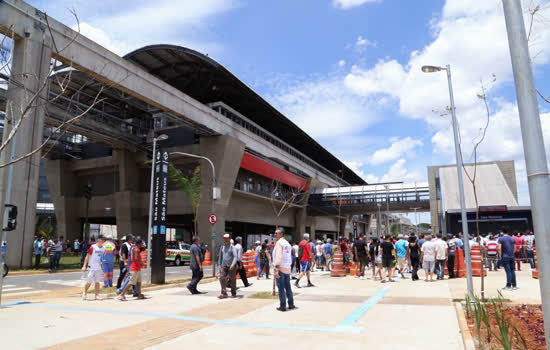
[466, 304, 546, 350]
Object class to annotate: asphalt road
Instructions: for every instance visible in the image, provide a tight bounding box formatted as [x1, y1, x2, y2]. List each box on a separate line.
[1, 265, 214, 296]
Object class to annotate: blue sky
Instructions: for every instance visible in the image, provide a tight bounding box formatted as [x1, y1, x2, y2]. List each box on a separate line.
[28, 0, 550, 224]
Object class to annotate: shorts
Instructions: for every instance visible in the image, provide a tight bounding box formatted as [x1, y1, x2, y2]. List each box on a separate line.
[375, 256, 382, 265]
[129, 270, 142, 285]
[423, 260, 435, 272]
[316, 255, 325, 265]
[300, 261, 310, 273]
[86, 269, 103, 284]
[382, 257, 394, 268]
[397, 257, 407, 269]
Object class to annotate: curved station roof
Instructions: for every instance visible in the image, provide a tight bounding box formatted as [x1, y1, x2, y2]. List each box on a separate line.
[124, 45, 366, 185]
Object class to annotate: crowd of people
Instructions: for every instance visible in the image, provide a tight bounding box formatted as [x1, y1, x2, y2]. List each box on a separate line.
[31, 225, 533, 308]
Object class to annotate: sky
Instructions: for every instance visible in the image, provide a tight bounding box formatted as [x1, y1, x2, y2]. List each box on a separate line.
[27, 0, 550, 224]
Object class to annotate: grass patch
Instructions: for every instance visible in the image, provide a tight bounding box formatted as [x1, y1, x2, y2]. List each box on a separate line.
[12, 255, 120, 272]
[453, 297, 511, 303]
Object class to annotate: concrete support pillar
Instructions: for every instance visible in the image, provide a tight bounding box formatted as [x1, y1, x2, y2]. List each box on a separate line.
[0, 32, 51, 268]
[115, 191, 147, 238]
[294, 207, 308, 243]
[113, 149, 146, 237]
[45, 160, 81, 241]
[197, 135, 245, 257]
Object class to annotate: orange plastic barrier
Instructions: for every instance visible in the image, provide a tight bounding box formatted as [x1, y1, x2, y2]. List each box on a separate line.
[471, 246, 487, 277]
[455, 249, 466, 278]
[203, 251, 212, 266]
[331, 250, 346, 277]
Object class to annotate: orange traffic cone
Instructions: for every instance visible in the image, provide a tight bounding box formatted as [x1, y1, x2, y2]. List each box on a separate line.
[471, 246, 487, 277]
[533, 246, 539, 279]
[203, 251, 212, 266]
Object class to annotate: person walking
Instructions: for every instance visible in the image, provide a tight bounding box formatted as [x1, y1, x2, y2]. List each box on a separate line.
[117, 235, 133, 289]
[33, 237, 42, 269]
[323, 239, 333, 272]
[408, 235, 421, 281]
[54, 238, 63, 270]
[524, 231, 535, 270]
[513, 232, 522, 271]
[421, 235, 436, 282]
[446, 234, 458, 278]
[292, 242, 300, 275]
[217, 234, 238, 299]
[254, 241, 262, 277]
[354, 235, 369, 280]
[273, 228, 296, 312]
[295, 233, 315, 288]
[234, 237, 252, 288]
[394, 234, 409, 279]
[118, 238, 146, 301]
[102, 236, 116, 288]
[258, 242, 271, 279]
[315, 240, 325, 272]
[380, 235, 396, 283]
[187, 236, 205, 294]
[498, 228, 517, 290]
[82, 236, 106, 301]
[486, 235, 499, 271]
[434, 233, 448, 280]
[47, 240, 56, 273]
[73, 239, 80, 257]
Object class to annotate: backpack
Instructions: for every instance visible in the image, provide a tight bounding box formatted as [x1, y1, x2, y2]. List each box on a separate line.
[298, 242, 305, 261]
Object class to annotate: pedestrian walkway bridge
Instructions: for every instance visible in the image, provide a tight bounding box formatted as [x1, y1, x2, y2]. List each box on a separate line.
[308, 182, 430, 216]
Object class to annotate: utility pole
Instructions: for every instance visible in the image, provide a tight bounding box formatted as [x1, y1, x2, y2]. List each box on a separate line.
[384, 185, 390, 235]
[377, 203, 382, 236]
[502, 1, 550, 348]
[410, 207, 421, 235]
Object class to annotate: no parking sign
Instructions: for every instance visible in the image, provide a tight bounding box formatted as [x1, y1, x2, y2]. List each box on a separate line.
[208, 214, 217, 225]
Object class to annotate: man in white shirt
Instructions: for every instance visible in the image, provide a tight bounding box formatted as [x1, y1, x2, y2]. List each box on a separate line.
[434, 233, 448, 280]
[234, 237, 252, 288]
[421, 235, 436, 282]
[82, 236, 106, 300]
[273, 228, 295, 312]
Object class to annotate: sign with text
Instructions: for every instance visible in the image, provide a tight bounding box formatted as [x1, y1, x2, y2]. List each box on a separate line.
[153, 149, 169, 234]
[479, 205, 508, 212]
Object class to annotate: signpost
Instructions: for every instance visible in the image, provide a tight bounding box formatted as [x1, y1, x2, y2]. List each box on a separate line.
[208, 214, 217, 225]
[151, 148, 169, 284]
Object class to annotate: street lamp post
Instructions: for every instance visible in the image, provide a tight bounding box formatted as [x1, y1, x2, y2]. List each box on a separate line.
[410, 207, 421, 235]
[422, 64, 474, 299]
[501, 1, 550, 347]
[170, 152, 218, 277]
[384, 185, 390, 235]
[145, 134, 169, 285]
[377, 203, 382, 236]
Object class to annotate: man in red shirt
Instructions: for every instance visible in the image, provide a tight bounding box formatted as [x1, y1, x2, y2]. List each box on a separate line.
[340, 237, 350, 263]
[513, 232, 523, 271]
[118, 239, 146, 301]
[294, 233, 315, 288]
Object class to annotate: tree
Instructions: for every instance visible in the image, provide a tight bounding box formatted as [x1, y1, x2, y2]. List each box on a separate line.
[168, 164, 201, 235]
[0, 14, 110, 170]
[390, 222, 400, 236]
[269, 180, 307, 295]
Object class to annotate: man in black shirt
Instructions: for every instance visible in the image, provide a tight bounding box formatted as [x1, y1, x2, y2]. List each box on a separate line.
[380, 235, 396, 283]
[354, 235, 369, 280]
[187, 236, 205, 294]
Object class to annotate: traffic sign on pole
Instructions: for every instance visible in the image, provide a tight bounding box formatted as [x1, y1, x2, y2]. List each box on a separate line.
[208, 214, 217, 225]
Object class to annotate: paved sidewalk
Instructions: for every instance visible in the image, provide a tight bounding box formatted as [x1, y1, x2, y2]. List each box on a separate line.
[0, 270, 469, 350]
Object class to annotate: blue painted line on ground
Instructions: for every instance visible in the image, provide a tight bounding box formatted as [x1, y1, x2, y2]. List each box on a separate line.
[337, 285, 390, 327]
[8, 302, 362, 334]
[0, 300, 30, 307]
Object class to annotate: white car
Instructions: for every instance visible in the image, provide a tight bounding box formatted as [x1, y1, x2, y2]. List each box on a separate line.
[165, 241, 191, 266]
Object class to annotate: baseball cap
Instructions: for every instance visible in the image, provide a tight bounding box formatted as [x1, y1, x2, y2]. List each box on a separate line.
[398, 234, 403, 239]
[126, 234, 135, 240]
[223, 233, 230, 238]
[255, 240, 261, 244]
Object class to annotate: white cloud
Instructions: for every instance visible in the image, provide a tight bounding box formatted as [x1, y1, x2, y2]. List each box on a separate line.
[73, 23, 122, 55]
[338, 60, 346, 67]
[332, 0, 379, 10]
[44, 0, 240, 56]
[343, 0, 550, 204]
[355, 35, 376, 52]
[268, 76, 379, 139]
[369, 137, 423, 165]
[380, 159, 423, 183]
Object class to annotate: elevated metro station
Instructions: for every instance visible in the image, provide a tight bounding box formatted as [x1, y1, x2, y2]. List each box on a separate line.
[0, 1, 381, 267]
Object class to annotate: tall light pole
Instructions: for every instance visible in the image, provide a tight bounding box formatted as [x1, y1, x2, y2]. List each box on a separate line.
[170, 152, 219, 277]
[422, 64, 474, 299]
[145, 134, 169, 285]
[501, 1, 550, 347]
[410, 207, 421, 235]
[384, 185, 390, 235]
[377, 203, 382, 236]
